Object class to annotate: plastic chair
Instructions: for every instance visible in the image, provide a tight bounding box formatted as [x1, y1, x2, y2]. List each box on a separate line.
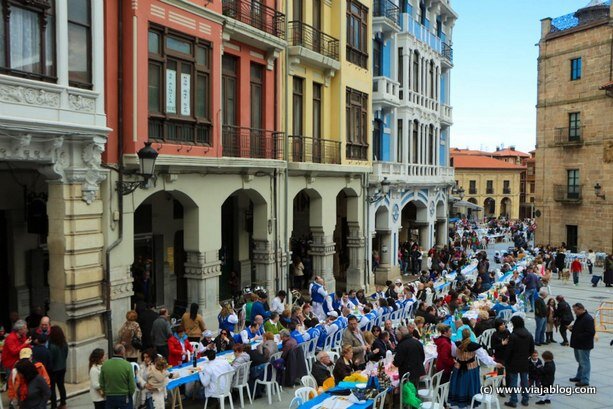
[327, 351, 339, 362]
[322, 330, 336, 352]
[470, 375, 503, 409]
[301, 375, 318, 390]
[203, 370, 235, 409]
[253, 355, 282, 404]
[478, 328, 497, 351]
[419, 357, 436, 388]
[298, 342, 312, 373]
[390, 309, 402, 327]
[130, 362, 140, 405]
[190, 341, 201, 352]
[294, 386, 317, 402]
[289, 397, 303, 409]
[418, 370, 443, 402]
[372, 388, 389, 409]
[232, 361, 252, 408]
[497, 309, 513, 322]
[331, 330, 343, 354]
[421, 381, 450, 409]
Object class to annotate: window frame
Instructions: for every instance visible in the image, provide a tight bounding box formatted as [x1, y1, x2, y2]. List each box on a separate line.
[250, 63, 265, 130]
[567, 169, 580, 198]
[292, 76, 304, 136]
[345, 87, 369, 160]
[486, 180, 494, 194]
[221, 54, 238, 126]
[67, 0, 92, 89]
[570, 57, 582, 81]
[568, 112, 581, 141]
[312, 82, 322, 141]
[469, 180, 477, 195]
[148, 25, 212, 145]
[1, 0, 57, 82]
[346, 0, 368, 69]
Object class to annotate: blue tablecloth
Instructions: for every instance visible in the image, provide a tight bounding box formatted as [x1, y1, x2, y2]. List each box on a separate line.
[298, 382, 375, 409]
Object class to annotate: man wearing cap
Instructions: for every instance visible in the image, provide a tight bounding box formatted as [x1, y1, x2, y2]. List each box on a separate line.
[197, 330, 216, 355]
[310, 276, 330, 321]
[342, 315, 370, 367]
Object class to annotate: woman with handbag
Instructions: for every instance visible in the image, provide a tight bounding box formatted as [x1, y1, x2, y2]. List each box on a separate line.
[118, 310, 143, 363]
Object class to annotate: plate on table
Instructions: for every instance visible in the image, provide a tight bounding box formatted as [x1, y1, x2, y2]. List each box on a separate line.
[355, 383, 367, 389]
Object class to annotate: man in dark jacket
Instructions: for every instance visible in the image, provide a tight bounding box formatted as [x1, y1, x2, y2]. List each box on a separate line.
[534, 288, 548, 345]
[311, 351, 334, 386]
[522, 270, 539, 313]
[137, 303, 158, 349]
[504, 316, 534, 408]
[393, 327, 425, 388]
[569, 303, 595, 387]
[554, 295, 573, 346]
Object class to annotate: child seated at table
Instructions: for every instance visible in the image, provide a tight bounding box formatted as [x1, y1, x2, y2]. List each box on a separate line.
[147, 356, 172, 409]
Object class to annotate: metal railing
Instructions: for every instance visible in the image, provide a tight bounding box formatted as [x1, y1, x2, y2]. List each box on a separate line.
[503, 188, 511, 194]
[374, 0, 400, 24]
[486, 188, 494, 194]
[222, 125, 283, 159]
[469, 188, 477, 194]
[289, 135, 341, 164]
[346, 143, 369, 161]
[554, 127, 584, 146]
[442, 42, 453, 63]
[222, 0, 286, 39]
[288, 21, 339, 60]
[149, 118, 211, 146]
[553, 184, 582, 202]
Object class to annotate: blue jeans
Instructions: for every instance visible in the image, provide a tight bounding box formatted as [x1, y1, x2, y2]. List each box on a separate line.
[573, 272, 579, 285]
[105, 396, 133, 409]
[506, 372, 529, 404]
[524, 289, 536, 312]
[574, 349, 591, 384]
[535, 316, 547, 344]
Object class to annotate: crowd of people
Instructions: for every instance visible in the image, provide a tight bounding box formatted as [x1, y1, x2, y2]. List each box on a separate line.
[0, 217, 610, 409]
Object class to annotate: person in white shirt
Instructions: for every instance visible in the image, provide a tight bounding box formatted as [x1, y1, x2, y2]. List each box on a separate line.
[270, 291, 287, 314]
[310, 276, 330, 321]
[240, 322, 262, 344]
[198, 350, 234, 398]
[340, 293, 356, 310]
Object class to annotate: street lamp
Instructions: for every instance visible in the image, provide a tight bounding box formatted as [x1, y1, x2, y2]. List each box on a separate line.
[452, 185, 465, 200]
[594, 182, 605, 199]
[117, 142, 159, 195]
[368, 177, 391, 203]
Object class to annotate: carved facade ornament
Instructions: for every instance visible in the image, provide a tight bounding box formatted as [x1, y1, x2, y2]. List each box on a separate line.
[68, 94, 96, 112]
[0, 84, 60, 108]
[80, 136, 107, 204]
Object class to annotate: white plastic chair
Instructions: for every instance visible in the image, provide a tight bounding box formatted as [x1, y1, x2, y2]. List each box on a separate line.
[301, 375, 318, 389]
[390, 309, 402, 327]
[372, 388, 389, 409]
[294, 386, 317, 402]
[497, 309, 513, 322]
[289, 397, 303, 409]
[298, 342, 312, 373]
[130, 362, 140, 405]
[478, 328, 496, 351]
[331, 330, 343, 354]
[232, 361, 252, 408]
[327, 351, 339, 362]
[203, 370, 235, 409]
[253, 355, 282, 404]
[470, 375, 503, 409]
[399, 372, 412, 409]
[419, 356, 436, 388]
[190, 341, 201, 352]
[418, 370, 443, 402]
[421, 381, 450, 409]
[321, 330, 335, 351]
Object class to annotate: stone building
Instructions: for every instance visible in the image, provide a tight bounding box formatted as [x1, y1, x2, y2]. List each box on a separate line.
[535, 0, 613, 253]
[491, 147, 532, 220]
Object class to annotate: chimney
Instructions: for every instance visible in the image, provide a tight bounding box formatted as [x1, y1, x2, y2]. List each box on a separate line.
[510, 146, 515, 151]
[540, 18, 552, 39]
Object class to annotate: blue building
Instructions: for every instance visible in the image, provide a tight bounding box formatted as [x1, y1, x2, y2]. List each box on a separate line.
[368, 0, 457, 282]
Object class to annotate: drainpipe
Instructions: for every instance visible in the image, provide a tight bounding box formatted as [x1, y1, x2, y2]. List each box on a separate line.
[362, 171, 370, 291]
[104, 0, 125, 354]
[283, 0, 290, 298]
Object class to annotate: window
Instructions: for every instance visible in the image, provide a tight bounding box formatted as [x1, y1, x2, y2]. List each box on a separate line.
[250, 64, 264, 129]
[486, 180, 494, 194]
[570, 57, 581, 81]
[67, 0, 91, 88]
[436, 15, 442, 38]
[0, 0, 56, 81]
[567, 169, 580, 199]
[412, 120, 419, 163]
[346, 0, 368, 68]
[292, 77, 304, 136]
[412, 51, 419, 91]
[397, 119, 403, 163]
[222, 55, 238, 125]
[398, 47, 404, 98]
[429, 60, 435, 98]
[373, 39, 382, 77]
[419, 0, 427, 25]
[469, 180, 477, 195]
[373, 119, 381, 161]
[428, 125, 434, 164]
[148, 27, 212, 145]
[346, 87, 368, 160]
[503, 180, 511, 194]
[568, 112, 581, 141]
[313, 83, 322, 140]
[293, 0, 303, 21]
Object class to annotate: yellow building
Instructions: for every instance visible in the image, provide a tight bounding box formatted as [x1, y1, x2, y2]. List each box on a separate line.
[451, 153, 525, 220]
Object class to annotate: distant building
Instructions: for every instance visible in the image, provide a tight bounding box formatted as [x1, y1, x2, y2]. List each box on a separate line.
[535, 0, 613, 252]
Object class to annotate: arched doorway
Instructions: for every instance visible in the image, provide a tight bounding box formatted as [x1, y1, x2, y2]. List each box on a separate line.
[290, 189, 322, 290]
[399, 200, 428, 273]
[373, 206, 390, 273]
[500, 197, 511, 219]
[467, 197, 478, 219]
[484, 197, 496, 218]
[333, 188, 360, 290]
[220, 189, 268, 300]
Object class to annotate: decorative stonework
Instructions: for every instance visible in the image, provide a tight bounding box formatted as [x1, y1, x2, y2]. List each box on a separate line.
[184, 251, 222, 279]
[68, 94, 96, 113]
[252, 240, 276, 264]
[0, 84, 60, 108]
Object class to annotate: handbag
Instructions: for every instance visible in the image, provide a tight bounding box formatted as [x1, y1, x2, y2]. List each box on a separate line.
[131, 334, 143, 350]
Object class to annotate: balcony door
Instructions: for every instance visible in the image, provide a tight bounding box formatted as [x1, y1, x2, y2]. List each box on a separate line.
[222, 55, 238, 156]
[250, 63, 264, 157]
[313, 83, 322, 162]
[312, 0, 321, 53]
[373, 119, 382, 161]
[567, 169, 580, 199]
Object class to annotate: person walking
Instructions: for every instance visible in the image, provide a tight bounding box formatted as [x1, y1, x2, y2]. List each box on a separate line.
[522, 270, 539, 313]
[150, 308, 172, 358]
[534, 289, 548, 346]
[100, 344, 137, 409]
[568, 303, 595, 387]
[181, 303, 206, 342]
[570, 258, 582, 286]
[118, 311, 142, 363]
[554, 295, 573, 346]
[137, 303, 158, 350]
[504, 316, 535, 408]
[14, 359, 51, 409]
[48, 326, 68, 409]
[89, 348, 106, 409]
[604, 254, 613, 288]
[393, 326, 425, 388]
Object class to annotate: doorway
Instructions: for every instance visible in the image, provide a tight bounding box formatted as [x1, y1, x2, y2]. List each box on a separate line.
[566, 225, 578, 253]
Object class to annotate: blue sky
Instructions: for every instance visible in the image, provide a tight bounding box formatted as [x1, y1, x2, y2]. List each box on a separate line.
[450, 0, 590, 153]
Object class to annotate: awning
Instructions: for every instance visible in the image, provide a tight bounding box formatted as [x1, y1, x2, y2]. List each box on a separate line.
[453, 200, 483, 211]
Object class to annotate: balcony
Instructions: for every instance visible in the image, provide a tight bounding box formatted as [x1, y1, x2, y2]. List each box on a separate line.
[346, 143, 369, 161]
[372, 76, 401, 109]
[553, 184, 582, 203]
[373, 0, 401, 35]
[486, 188, 494, 194]
[371, 163, 455, 185]
[554, 127, 584, 147]
[287, 21, 340, 75]
[149, 118, 211, 146]
[222, 125, 283, 160]
[221, 0, 286, 59]
[503, 188, 511, 194]
[440, 104, 453, 125]
[469, 188, 477, 195]
[289, 135, 341, 164]
[442, 42, 453, 67]
[404, 89, 439, 113]
[403, 16, 442, 54]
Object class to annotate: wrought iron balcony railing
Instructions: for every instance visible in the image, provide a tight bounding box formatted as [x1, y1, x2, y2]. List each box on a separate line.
[374, 0, 400, 24]
[554, 127, 584, 146]
[289, 135, 341, 164]
[553, 184, 582, 203]
[149, 118, 211, 146]
[346, 143, 368, 161]
[503, 188, 511, 194]
[222, 0, 285, 39]
[222, 125, 283, 159]
[442, 42, 453, 63]
[288, 21, 339, 61]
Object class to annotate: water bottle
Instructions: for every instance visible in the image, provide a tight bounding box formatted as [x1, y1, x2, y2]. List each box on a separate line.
[385, 350, 393, 365]
[192, 349, 197, 368]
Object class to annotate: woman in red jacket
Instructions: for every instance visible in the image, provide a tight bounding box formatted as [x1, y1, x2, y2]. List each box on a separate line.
[167, 325, 194, 367]
[433, 323, 455, 383]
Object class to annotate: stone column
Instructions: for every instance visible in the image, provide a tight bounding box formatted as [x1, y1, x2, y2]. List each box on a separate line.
[47, 183, 107, 383]
[436, 219, 448, 247]
[418, 224, 431, 250]
[346, 221, 365, 291]
[252, 239, 276, 291]
[184, 250, 222, 328]
[309, 226, 336, 292]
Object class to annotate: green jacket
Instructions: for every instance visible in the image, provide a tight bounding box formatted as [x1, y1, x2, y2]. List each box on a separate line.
[99, 357, 136, 397]
[264, 320, 283, 335]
